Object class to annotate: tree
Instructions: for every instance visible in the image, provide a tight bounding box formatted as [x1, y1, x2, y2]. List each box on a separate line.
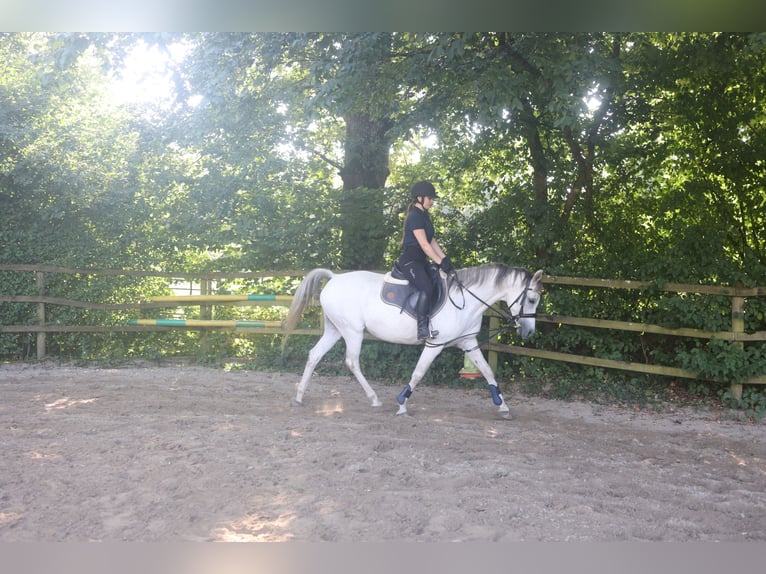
[0, 33, 142, 266]
[591, 32, 766, 283]
[179, 33, 508, 270]
[395, 33, 629, 268]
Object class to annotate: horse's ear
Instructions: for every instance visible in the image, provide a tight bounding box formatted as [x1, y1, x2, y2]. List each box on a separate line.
[532, 269, 544, 284]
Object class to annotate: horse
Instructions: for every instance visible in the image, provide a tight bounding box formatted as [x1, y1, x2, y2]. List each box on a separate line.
[282, 263, 544, 417]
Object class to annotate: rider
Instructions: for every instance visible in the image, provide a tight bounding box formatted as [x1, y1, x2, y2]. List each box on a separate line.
[397, 180, 456, 342]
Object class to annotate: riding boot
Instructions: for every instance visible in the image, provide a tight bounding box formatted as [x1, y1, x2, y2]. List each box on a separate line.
[415, 291, 431, 341]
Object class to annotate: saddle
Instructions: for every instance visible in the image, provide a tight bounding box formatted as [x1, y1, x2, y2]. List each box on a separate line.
[381, 262, 447, 320]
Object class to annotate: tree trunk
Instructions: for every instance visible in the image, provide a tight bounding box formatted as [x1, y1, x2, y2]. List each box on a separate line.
[520, 103, 551, 262]
[338, 113, 392, 269]
[340, 113, 391, 190]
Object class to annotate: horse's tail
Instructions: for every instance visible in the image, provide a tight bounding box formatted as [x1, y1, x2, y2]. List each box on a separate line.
[282, 268, 335, 347]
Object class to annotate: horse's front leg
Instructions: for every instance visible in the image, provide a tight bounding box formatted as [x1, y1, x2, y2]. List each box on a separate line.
[396, 346, 442, 415]
[463, 345, 511, 418]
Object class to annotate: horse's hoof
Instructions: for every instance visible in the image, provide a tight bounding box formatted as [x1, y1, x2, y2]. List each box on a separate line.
[395, 406, 408, 416]
[291, 399, 303, 407]
[498, 409, 511, 419]
[371, 399, 382, 408]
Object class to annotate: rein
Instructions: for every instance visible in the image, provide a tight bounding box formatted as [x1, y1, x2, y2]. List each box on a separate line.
[426, 272, 535, 349]
[451, 272, 535, 323]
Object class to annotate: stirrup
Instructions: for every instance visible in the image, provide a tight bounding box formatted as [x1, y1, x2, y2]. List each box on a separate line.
[418, 327, 439, 342]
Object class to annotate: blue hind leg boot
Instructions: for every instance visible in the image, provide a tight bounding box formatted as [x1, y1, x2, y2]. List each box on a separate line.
[397, 384, 413, 405]
[488, 383, 503, 406]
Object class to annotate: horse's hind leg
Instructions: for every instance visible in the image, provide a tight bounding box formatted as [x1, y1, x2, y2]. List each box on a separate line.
[343, 331, 382, 407]
[292, 321, 342, 406]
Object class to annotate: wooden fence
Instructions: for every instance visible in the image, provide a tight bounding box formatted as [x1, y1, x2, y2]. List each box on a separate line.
[2, 264, 764, 399]
[487, 275, 766, 400]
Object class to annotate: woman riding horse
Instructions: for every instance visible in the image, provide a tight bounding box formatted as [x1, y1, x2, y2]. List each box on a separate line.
[396, 180, 456, 342]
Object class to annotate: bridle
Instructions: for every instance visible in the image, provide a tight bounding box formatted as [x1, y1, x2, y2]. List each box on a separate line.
[448, 272, 537, 324]
[427, 272, 538, 349]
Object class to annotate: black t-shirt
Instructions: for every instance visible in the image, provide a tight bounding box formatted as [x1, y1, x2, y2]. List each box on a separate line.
[400, 207, 434, 263]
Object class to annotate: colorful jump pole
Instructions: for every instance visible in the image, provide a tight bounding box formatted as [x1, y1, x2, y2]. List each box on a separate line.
[128, 319, 283, 328]
[131, 294, 292, 329]
[147, 294, 293, 303]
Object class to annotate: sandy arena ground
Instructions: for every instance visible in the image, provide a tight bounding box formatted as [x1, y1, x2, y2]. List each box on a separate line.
[0, 362, 764, 542]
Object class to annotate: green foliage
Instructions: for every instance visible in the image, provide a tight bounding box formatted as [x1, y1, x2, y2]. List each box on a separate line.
[722, 386, 766, 422]
[679, 339, 766, 385]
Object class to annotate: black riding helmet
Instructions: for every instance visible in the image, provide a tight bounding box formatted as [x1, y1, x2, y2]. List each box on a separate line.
[410, 180, 437, 201]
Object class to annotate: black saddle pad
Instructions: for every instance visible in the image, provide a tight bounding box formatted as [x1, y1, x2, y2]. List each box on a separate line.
[381, 264, 447, 319]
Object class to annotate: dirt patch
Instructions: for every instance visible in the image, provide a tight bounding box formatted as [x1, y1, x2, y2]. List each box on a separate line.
[1, 363, 764, 542]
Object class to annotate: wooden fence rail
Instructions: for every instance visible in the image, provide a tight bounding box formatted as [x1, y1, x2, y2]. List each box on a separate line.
[1, 264, 764, 398]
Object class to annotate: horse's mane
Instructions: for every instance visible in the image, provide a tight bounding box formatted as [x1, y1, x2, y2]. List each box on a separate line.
[455, 263, 530, 290]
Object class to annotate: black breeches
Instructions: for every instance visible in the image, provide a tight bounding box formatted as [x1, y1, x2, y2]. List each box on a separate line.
[401, 260, 434, 300]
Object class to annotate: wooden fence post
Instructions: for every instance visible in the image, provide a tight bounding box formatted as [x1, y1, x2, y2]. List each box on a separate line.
[488, 315, 499, 372]
[36, 271, 46, 360]
[731, 291, 745, 401]
[200, 278, 212, 355]
[200, 278, 213, 321]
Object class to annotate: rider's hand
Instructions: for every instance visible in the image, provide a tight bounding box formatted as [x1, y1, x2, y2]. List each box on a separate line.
[439, 256, 456, 275]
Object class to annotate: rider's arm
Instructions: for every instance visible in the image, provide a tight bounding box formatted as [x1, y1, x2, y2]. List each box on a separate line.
[430, 238, 447, 261]
[413, 229, 447, 266]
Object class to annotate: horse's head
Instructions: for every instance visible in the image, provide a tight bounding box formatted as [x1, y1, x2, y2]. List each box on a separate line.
[508, 269, 544, 339]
